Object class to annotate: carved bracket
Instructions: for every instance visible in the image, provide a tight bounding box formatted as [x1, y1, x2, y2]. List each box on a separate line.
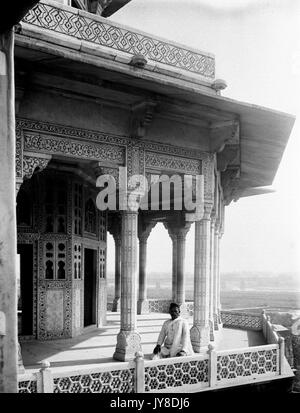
[130, 99, 158, 138]
[221, 166, 240, 205]
[23, 153, 52, 180]
[217, 144, 240, 172]
[210, 119, 240, 152]
[210, 119, 241, 177]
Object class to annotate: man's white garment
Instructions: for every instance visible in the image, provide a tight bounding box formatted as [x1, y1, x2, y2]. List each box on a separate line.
[156, 316, 194, 358]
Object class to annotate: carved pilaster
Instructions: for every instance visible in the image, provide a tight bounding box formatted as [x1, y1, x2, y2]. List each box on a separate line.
[113, 211, 142, 361]
[191, 204, 212, 352]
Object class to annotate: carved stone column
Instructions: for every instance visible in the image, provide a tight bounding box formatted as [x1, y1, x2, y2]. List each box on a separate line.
[0, 30, 18, 392]
[176, 226, 190, 308]
[137, 235, 148, 314]
[213, 224, 220, 329]
[163, 223, 178, 303]
[113, 211, 141, 361]
[164, 220, 190, 310]
[209, 218, 216, 341]
[217, 230, 224, 324]
[107, 214, 122, 312]
[191, 205, 212, 352]
[112, 234, 121, 312]
[170, 233, 178, 303]
[137, 220, 155, 314]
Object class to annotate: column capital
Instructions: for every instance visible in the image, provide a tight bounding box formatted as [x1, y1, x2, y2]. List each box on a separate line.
[107, 213, 122, 239]
[113, 234, 122, 247]
[164, 220, 191, 240]
[176, 224, 191, 240]
[138, 220, 156, 242]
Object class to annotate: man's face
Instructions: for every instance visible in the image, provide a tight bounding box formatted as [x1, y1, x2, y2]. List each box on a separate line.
[170, 306, 180, 320]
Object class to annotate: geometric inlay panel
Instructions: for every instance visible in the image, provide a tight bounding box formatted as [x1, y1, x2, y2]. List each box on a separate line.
[145, 359, 208, 392]
[46, 290, 64, 333]
[23, 2, 215, 79]
[217, 348, 279, 382]
[148, 300, 171, 314]
[221, 311, 262, 331]
[53, 369, 135, 393]
[18, 379, 38, 393]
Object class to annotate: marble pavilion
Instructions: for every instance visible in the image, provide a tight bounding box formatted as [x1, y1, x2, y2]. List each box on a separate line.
[0, 0, 295, 393]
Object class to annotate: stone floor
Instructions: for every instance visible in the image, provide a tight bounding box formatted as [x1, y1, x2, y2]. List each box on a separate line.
[20, 312, 266, 374]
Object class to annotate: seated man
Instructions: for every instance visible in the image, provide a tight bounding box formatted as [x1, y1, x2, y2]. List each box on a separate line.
[151, 303, 194, 359]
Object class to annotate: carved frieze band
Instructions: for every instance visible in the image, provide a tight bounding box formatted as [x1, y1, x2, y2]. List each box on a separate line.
[144, 141, 207, 161]
[145, 151, 201, 174]
[16, 118, 215, 200]
[23, 134, 125, 164]
[16, 118, 130, 147]
[22, 1, 215, 79]
[16, 125, 23, 179]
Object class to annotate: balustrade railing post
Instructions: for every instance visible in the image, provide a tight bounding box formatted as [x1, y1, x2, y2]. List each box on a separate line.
[266, 316, 271, 344]
[36, 360, 53, 393]
[271, 324, 279, 344]
[134, 351, 145, 393]
[208, 344, 217, 388]
[261, 310, 266, 339]
[278, 337, 285, 375]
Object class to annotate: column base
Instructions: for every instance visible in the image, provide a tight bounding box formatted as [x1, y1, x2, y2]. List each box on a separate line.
[113, 330, 142, 361]
[190, 325, 210, 352]
[137, 299, 149, 315]
[112, 298, 120, 312]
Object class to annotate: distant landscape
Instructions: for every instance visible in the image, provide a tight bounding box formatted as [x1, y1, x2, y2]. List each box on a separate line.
[107, 271, 300, 312]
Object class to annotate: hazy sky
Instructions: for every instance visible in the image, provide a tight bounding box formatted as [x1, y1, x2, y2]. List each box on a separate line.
[107, 0, 300, 275]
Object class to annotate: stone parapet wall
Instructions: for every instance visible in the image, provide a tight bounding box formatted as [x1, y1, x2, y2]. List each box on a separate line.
[21, 0, 215, 80]
[19, 342, 290, 393]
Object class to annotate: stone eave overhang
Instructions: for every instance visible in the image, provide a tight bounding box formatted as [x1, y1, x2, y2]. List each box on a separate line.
[15, 0, 295, 199]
